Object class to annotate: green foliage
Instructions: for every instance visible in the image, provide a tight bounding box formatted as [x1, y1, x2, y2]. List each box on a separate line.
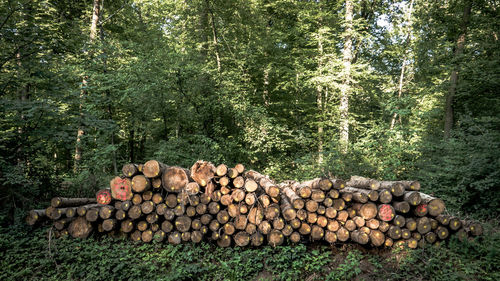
[2, 222, 499, 281]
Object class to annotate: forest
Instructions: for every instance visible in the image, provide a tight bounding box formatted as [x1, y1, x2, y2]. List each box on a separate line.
[1, 0, 499, 280]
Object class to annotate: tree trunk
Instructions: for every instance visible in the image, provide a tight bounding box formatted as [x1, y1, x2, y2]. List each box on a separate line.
[390, 0, 415, 129]
[75, 0, 101, 172]
[444, 0, 472, 138]
[339, 0, 353, 153]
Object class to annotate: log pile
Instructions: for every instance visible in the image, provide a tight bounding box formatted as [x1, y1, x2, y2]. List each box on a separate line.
[26, 160, 483, 248]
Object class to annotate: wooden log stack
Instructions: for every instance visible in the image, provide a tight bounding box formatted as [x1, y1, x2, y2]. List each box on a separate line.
[26, 161, 483, 248]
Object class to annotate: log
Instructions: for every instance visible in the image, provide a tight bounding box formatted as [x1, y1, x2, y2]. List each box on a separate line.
[245, 170, 280, 198]
[152, 193, 163, 205]
[121, 200, 132, 211]
[259, 221, 272, 235]
[162, 166, 190, 192]
[268, 230, 284, 246]
[378, 189, 392, 204]
[217, 210, 230, 224]
[393, 215, 406, 228]
[85, 208, 100, 222]
[51, 197, 96, 208]
[185, 182, 200, 195]
[401, 228, 411, 239]
[251, 232, 265, 246]
[341, 189, 368, 203]
[392, 201, 410, 214]
[168, 232, 181, 245]
[128, 205, 142, 220]
[115, 209, 126, 220]
[99, 205, 114, 219]
[102, 219, 116, 232]
[355, 203, 378, 220]
[325, 207, 337, 219]
[341, 192, 353, 202]
[296, 209, 307, 221]
[215, 164, 228, 176]
[436, 226, 449, 240]
[311, 225, 325, 241]
[223, 222, 236, 235]
[233, 176, 245, 189]
[245, 193, 257, 206]
[154, 230, 166, 242]
[289, 232, 301, 243]
[120, 220, 134, 233]
[191, 230, 203, 243]
[132, 175, 151, 193]
[400, 180, 420, 191]
[109, 177, 133, 201]
[419, 192, 445, 216]
[122, 163, 139, 177]
[244, 179, 259, 193]
[76, 204, 101, 217]
[227, 168, 239, 179]
[68, 216, 93, 238]
[265, 204, 280, 220]
[347, 176, 380, 190]
[65, 207, 76, 218]
[245, 223, 257, 235]
[258, 194, 271, 208]
[311, 189, 326, 202]
[141, 201, 155, 215]
[405, 218, 417, 232]
[379, 181, 405, 197]
[388, 225, 402, 240]
[449, 217, 462, 231]
[325, 231, 337, 243]
[217, 234, 231, 247]
[332, 199, 345, 211]
[351, 230, 369, 245]
[54, 218, 74, 230]
[234, 231, 251, 247]
[417, 217, 431, 234]
[377, 204, 395, 222]
[369, 230, 385, 246]
[305, 200, 319, 213]
[280, 195, 296, 221]
[26, 209, 46, 226]
[403, 191, 421, 206]
[231, 189, 245, 202]
[143, 160, 165, 178]
[218, 176, 229, 187]
[336, 227, 350, 242]
[366, 218, 380, 230]
[414, 204, 428, 217]
[132, 194, 143, 205]
[151, 178, 162, 189]
[190, 160, 216, 187]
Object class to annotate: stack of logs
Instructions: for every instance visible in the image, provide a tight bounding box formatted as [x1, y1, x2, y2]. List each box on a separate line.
[26, 160, 483, 248]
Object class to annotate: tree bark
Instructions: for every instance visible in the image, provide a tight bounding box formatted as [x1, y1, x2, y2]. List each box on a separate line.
[444, 0, 472, 138]
[339, 0, 353, 153]
[74, 0, 101, 172]
[390, 0, 415, 129]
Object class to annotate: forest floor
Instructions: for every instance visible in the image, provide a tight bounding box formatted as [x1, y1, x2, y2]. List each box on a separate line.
[1, 219, 499, 281]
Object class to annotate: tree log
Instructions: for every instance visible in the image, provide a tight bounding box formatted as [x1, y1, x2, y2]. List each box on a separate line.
[51, 197, 96, 208]
[245, 170, 280, 198]
[68, 216, 93, 238]
[347, 176, 380, 190]
[109, 177, 132, 201]
[190, 160, 216, 187]
[143, 160, 165, 178]
[162, 166, 190, 192]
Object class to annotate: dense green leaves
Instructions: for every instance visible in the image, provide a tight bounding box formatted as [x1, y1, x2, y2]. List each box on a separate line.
[1, 0, 499, 222]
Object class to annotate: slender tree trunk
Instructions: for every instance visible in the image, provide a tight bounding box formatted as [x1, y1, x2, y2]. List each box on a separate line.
[317, 36, 324, 165]
[205, 0, 221, 73]
[444, 0, 472, 139]
[390, 0, 415, 130]
[340, 0, 353, 153]
[75, 0, 102, 172]
[129, 129, 135, 163]
[263, 66, 270, 106]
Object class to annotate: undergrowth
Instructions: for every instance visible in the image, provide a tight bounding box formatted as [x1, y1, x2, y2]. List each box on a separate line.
[0, 220, 499, 281]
